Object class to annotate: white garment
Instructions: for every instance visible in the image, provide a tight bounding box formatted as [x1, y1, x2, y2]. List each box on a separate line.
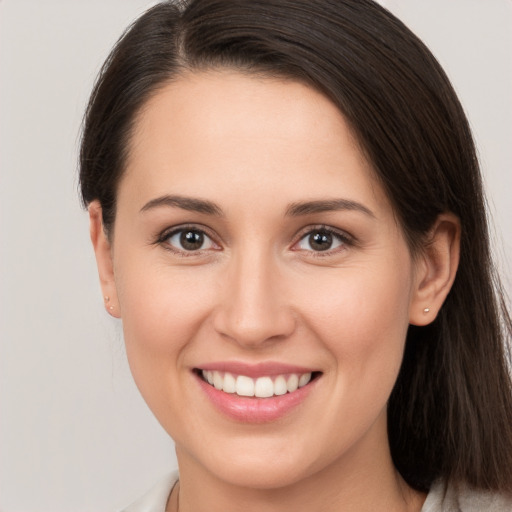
[122, 471, 179, 512]
[121, 472, 512, 512]
[421, 480, 512, 512]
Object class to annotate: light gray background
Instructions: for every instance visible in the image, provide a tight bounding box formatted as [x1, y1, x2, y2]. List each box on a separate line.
[0, 1, 510, 511]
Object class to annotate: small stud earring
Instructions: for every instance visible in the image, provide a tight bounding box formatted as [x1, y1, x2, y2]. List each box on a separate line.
[423, 307, 430, 313]
[104, 296, 115, 312]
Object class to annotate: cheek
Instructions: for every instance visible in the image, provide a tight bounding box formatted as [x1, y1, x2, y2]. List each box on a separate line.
[297, 259, 413, 379]
[113, 256, 219, 395]
[113, 260, 226, 437]
[293, 262, 413, 447]
[116, 257, 213, 342]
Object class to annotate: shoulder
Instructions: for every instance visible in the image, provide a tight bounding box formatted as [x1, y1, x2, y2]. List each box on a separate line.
[120, 471, 179, 512]
[422, 480, 512, 512]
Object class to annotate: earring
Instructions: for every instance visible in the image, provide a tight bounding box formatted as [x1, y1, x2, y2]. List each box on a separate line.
[104, 296, 114, 311]
[423, 307, 430, 313]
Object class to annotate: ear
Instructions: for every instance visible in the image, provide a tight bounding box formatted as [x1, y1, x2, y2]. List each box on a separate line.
[409, 213, 461, 326]
[89, 201, 121, 318]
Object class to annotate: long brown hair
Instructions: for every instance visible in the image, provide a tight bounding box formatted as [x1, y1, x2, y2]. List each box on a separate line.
[79, 0, 512, 493]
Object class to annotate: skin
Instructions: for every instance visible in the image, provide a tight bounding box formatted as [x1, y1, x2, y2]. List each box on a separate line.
[90, 71, 460, 512]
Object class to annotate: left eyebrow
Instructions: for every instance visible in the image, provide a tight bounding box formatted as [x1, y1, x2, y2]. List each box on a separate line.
[139, 194, 224, 216]
[285, 199, 375, 218]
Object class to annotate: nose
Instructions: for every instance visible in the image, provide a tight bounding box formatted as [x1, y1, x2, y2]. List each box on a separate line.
[212, 250, 296, 349]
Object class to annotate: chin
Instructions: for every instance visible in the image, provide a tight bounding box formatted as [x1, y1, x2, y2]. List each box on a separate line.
[209, 457, 314, 490]
[178, 433, 327, 491]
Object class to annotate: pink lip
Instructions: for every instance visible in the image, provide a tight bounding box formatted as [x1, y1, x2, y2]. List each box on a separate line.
[197, 361, 316, 378]
[193, 363, 320, 423]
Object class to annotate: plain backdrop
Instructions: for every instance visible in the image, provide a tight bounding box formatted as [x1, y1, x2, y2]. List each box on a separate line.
[0, 1, 510, 511]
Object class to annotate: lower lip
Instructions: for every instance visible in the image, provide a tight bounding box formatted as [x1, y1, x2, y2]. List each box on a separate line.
[195, 373, 318, 423]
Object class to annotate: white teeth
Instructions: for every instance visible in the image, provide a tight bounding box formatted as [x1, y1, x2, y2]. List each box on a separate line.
[201, 370, 314, 398]
[236, 375, 255, 397]
[298, 373, 312, 387]
[274, 375, 288, 396]
[254, 377, 274, 398]
[213, 371, 223, 390]
[222, 372, 236, 393]
[286, 374, 299, 393]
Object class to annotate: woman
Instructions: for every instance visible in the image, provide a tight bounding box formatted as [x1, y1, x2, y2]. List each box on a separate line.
[79, 0, 512, 510]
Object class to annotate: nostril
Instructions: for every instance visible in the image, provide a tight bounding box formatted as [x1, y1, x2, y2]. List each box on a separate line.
[212, 308, 296, 348]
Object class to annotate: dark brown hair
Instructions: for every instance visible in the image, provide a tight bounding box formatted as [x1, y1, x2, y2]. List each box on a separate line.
[79, 0, 512, 494]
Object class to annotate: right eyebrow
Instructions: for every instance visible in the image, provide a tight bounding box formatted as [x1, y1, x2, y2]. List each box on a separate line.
[139, 194, 224, 216]
[285, 198, 375, 218]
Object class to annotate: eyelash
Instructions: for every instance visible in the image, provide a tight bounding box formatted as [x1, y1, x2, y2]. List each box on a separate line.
[292, 225, 354, 257]
[155, 224, 354, 257]
[155, 224, 221, 257]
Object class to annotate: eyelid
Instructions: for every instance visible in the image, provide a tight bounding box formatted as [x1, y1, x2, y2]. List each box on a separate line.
[155, 223, 222, 255]
[290, 224, 355, 254]
[153, 223, 355, 257]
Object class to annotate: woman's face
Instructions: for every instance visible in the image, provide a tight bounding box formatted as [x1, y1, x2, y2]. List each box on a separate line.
[98, 71, 427, 489]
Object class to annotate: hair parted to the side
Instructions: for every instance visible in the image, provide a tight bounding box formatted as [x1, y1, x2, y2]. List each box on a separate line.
[79, 0, 512, 494]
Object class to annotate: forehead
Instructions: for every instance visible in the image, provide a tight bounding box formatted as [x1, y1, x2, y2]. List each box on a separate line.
[121, 70, 388, 215]
[135, 70, 355, 142]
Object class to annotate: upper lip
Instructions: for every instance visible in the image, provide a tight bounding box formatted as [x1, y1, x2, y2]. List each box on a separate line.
[196, 361, 318, 378]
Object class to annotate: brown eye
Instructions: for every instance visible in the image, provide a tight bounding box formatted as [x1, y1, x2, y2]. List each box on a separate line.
[166, 229, 216, 252]
[308, 231, 334, 251]
[180, 230, 204, 250]
[295, 228, 347, 252]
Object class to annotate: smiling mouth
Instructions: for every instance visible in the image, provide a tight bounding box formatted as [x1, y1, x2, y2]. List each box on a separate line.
[196, 369, 321, 398]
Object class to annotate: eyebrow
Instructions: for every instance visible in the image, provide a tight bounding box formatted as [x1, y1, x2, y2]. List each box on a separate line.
[140, 195, 224, 216]
[140, 194, 374, 219]
[285, 199, 375, 218]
